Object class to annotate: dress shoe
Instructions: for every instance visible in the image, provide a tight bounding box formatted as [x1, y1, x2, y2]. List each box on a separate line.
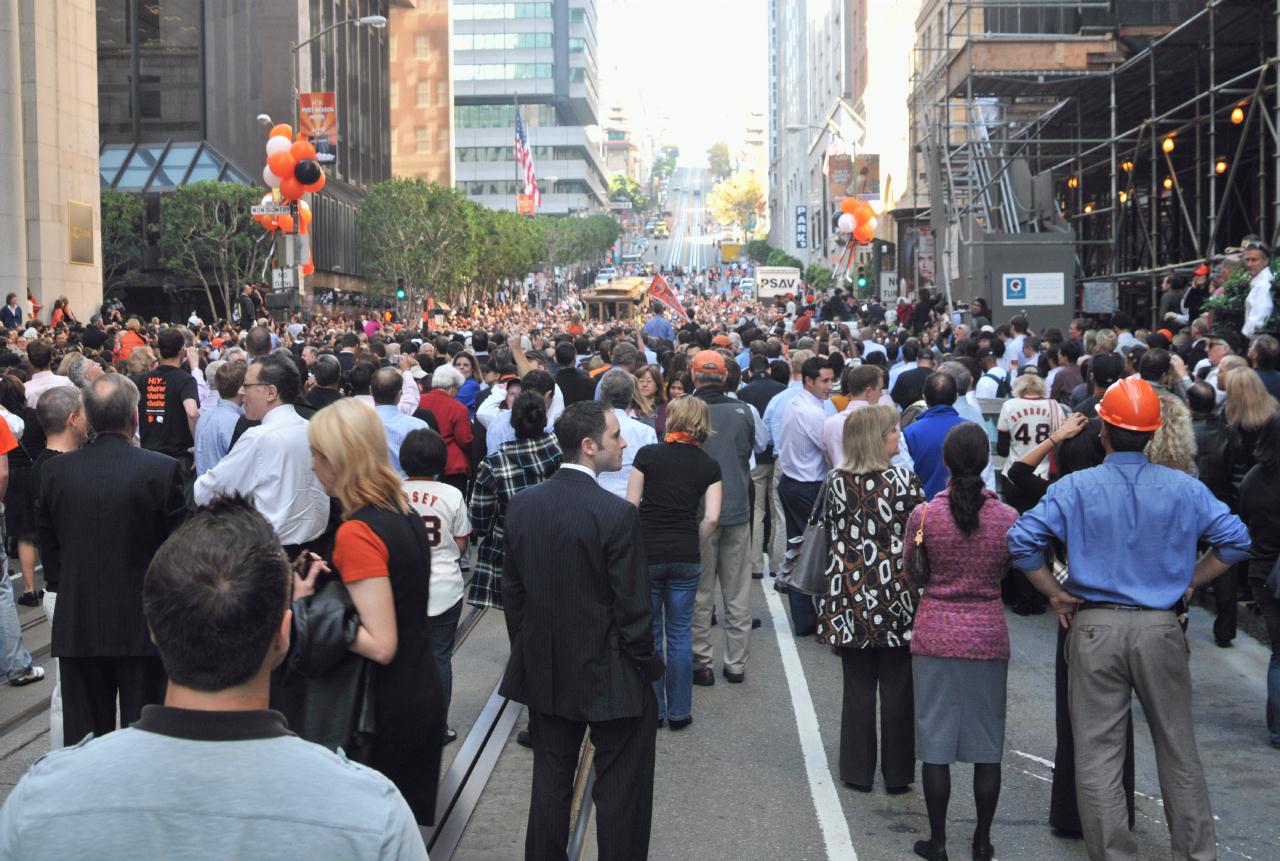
[516, 729, 533, 749]
[722, 668, 745, 684]
[16, 590, 41, 607]
[885, 784, 912, 795]
[843, 781, 872, 792]
[656, 718, 665, 729]
[752, 618, 763, 629]
[1215, 639, 1234, 648]
[692, 667, 715, 686]
[971, 843, 994, 861]
[752, 571, 764, 580]
[912, 839, 948, 861]
[667, 716, 693, 731]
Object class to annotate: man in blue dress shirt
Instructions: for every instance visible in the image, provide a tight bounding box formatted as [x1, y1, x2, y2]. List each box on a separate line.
[1007, 377, 1250, 861]
[193, 361, 245, 477]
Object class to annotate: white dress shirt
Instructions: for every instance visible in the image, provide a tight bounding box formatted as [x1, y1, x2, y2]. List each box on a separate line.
[23, 370, 75, 410]
[777, 389, 833, 482]
[597, 408, 658, 498]
[193, 405, 330, 545]
[1244, 267, 1275, 338]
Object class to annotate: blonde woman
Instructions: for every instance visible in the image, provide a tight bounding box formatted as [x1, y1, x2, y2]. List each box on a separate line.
[816, 404, 926, 792]
[1225, 366, 1280, 474]
[125, 345, 157, 378]
[1145, 390, 1196, 474]
[626, 396, 722, 730]
[296, 399, 444, 825]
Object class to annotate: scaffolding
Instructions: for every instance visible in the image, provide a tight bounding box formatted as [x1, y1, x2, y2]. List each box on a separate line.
[904, 0, 1280, 324]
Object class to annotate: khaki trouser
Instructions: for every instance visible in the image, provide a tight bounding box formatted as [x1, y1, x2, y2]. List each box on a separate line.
[749, 461, 785, 577]
[1067, 608, 1216, 861]
[692, 522, 752, 675]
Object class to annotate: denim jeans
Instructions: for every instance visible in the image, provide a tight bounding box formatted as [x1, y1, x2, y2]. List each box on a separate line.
[0, 566, 33, 682]
[429, 598, 463, 722]
[1250, 582, 1280, 746]
[650, 563, 701, 721]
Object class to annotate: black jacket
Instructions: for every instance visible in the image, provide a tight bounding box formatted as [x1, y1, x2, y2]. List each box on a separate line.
[35, 434, 186, 656]
[500, 469, 664, 721]
[891, 366, 932, 410]
[1191, 412, 1242, 505]
[555, 366, 596, 406]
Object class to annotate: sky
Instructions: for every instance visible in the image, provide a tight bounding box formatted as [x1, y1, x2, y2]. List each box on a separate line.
[595, 0, 768, 166]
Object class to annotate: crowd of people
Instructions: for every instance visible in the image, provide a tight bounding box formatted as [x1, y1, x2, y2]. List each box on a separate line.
[0, 252, 1273, 860]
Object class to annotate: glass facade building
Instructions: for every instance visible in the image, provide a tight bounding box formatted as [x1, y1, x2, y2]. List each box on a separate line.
[451, 0, 608, 214]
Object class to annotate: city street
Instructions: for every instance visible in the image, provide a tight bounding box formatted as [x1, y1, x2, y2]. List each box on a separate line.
[2, 571, 1275, 860]
[649, 167, 719, 273]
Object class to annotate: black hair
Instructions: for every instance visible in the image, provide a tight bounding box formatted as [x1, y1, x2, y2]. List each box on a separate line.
[472, 332, 489, 352]
[800, 356, 827, 383]
[1138, 347, 1171, 382]
[520, 369, 555, 397]
[244, 326, 272, 358]
[1252, 334, 1280, 371]
[1255, 412, 1280, 472]
[1089, 352, 1124, 389]
[901, 339, 920, 363]
[400, 428, 448, 478]
[26, 341, 53, 370]
[512, 390, 549, 440]
[348, 361, 376, 395]
[943, 422, 990, 537]
[555, 400, 607, 458]
[923, 372, 957, 406]
[554, 341, 576, 367]
[143, 495, 290, 691]
[1062, 340, 1083, 364]
[768, 360, 790, 384]
[157, 327, 185, 359]
[1105, 424, 1154, 453]
[256, 352, 301, 404]
[1187, 381, 1217, 414]
[313, 354, 341, 387]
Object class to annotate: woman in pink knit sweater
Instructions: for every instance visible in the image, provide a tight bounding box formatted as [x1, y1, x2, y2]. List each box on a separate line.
[903, 422, 1018, 861]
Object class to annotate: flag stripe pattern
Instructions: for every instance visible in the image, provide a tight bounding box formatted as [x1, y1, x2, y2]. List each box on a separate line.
[515, 110, 542, 209]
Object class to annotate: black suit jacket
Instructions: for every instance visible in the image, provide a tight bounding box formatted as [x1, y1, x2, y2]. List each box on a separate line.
[891, 366, 932, 410]
[35, 434, 187, 657]
[555, 366, 596, 406]
[499, 468, 663, 722]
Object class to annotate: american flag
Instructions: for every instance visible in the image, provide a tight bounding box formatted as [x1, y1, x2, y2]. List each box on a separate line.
[514, 109, 541, 209]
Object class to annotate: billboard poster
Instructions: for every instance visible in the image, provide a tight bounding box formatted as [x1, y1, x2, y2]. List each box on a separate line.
[827, 154, 853, 208]
[896, 223, 936, 299]
[299, 92, 337, 164]
[851, 154, 880, 201]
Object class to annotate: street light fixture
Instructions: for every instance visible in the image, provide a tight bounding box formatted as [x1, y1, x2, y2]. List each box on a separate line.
[784, 121, 853, 144]
[291, 15, 388, 133]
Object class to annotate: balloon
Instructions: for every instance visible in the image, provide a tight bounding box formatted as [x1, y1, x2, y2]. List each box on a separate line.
[279, 175, 305, 201]
[265, 136, 292, 158]
[261, 193, 274, 205]
[840, 197, 858, 215]
[269, 124, 293, 141]
[293, 159, 322, 186]
[867, 216, 878, 232]
[277, 214, 295, 233]
[262, 164, 281, 188]
[837, 212, 856, 234]
[255, 214, 275, 231]
[291, 140, 317, 162]
[853, 201, 875, 225]
[302, 170, 326, 193]
[299, 201, 313, 226]
[268, 151, 296, 178]
[853, 223, 875, 244]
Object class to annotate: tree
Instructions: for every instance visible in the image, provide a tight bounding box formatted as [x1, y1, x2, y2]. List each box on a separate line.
[158, 181, 271, 320]
[608, 174, 649, 211]
[471, 207, 542, 300]
[804, 264, 834, 294]
[707, 141, 733, 180]
[746, 239, 776, 264]
[708, 172, 766, 236]
[766, 249, 804, 269]
[652, 145, 680, 181]
[357, 178, 476, 307]
[100, 188, 145, 299]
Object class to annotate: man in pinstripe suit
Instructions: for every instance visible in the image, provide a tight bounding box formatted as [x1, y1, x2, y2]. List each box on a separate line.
[502, 401, 664, 861]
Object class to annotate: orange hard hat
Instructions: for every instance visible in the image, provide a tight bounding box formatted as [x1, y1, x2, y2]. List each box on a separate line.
[1096, 376, 1162, 432]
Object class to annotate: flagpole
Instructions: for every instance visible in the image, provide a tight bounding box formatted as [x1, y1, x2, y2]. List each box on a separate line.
[514, 95, 520, 213]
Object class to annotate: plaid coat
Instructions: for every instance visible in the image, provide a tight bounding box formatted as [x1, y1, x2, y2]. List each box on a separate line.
[466, 432, 562, 609]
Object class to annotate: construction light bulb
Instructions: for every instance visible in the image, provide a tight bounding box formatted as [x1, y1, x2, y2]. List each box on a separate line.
[1118, 191, 1128, 204]
[1216, 159, 1228, 175]
[1163, 176, 1174, 190]
[1121, 161, 1134, 172]
[1083, 203, 1093, 214]
[1231, 106, 1245, 125]
[1067, 176, 1079, 189]
[1162, 137, 1175, 154]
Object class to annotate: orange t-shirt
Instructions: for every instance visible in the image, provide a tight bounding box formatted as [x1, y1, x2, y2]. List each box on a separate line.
[333, 519, 389, 583]
[0, 420, 17, 456]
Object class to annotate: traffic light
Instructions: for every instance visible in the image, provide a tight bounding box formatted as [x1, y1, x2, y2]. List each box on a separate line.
[856, 267, 868, 290]
[395, 277, 406, 300]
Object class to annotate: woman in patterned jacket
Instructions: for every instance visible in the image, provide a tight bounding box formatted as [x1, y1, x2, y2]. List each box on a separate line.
[816, 404, 926, 794]
[466, 391, 561, 609]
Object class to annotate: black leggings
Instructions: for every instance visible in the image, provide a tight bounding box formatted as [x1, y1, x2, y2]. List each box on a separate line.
[922, 761, 1001, 850]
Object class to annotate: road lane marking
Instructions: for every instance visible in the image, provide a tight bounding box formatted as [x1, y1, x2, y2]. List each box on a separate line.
[762, 585, 857, 860]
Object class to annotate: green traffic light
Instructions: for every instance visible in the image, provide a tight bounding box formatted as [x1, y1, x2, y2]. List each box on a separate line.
[396, 289, 406, 300]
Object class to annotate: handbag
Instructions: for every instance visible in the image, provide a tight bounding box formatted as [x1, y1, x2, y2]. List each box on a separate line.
[776, 471, 835, 597]
[907, 501, 931, 585]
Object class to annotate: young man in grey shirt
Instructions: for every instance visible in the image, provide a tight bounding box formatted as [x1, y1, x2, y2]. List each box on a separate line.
[0, 496, 427, 861]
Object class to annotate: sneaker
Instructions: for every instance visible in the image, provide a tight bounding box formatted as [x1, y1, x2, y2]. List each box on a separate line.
[17, 590, 42, 607]
[8, 665, 44, 686]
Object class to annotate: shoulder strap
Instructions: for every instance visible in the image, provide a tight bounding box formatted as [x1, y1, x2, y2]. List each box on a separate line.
[914, 501, 929, 547]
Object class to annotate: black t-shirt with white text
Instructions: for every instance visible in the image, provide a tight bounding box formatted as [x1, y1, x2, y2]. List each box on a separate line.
[138, 364, 198, 458]
[632, 441, 722, 565]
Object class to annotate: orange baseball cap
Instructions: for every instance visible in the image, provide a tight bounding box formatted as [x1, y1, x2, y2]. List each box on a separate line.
[711, 334, 732, 348]
[1194, 264, 1210, 276]
[692, 349, 727, 377]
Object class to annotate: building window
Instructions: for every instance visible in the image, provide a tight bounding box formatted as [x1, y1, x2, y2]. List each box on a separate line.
[389, 34, 397, 62]
[455, 3, 552, 21]
[416, 127, 431, 153]
[436, 80, 448, 106]
[390, 85, 399, 110]
[391, 133, 398, 157]
[415, 34, 430, 60]
[454, 103, 559, 128]
[417, 80, 430, 107]
[436, 127, 449, 153]
[455, 63, 552, 82]
[454, 32, 552, 51]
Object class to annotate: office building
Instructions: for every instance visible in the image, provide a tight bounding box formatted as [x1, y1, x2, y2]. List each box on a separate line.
[451, 0, 608, 214]
[389, 0, 453, 185]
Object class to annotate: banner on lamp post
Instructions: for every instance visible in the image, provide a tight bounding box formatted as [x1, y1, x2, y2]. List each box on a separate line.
[299, 92, 338, 164]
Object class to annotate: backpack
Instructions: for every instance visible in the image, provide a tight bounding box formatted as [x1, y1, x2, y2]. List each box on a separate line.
[982, 370, 1012, 399]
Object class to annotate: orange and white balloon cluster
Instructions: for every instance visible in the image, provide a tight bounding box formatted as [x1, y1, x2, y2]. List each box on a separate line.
[837, 198, 878, 244]
[254, 123, 323, 276]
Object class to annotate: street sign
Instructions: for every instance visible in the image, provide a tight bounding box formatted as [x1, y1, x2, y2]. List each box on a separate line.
[252, 204, 293, 216]
[517, 194, 535, 215]
[795, 205, 808, 249]
[272, 268, 296, 291]
[880, 271, 898, 303]
[608, 201, 633, 211]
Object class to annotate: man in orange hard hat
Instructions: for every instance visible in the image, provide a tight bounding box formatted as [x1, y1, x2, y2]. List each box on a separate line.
[1007, 376, 1250, 861]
